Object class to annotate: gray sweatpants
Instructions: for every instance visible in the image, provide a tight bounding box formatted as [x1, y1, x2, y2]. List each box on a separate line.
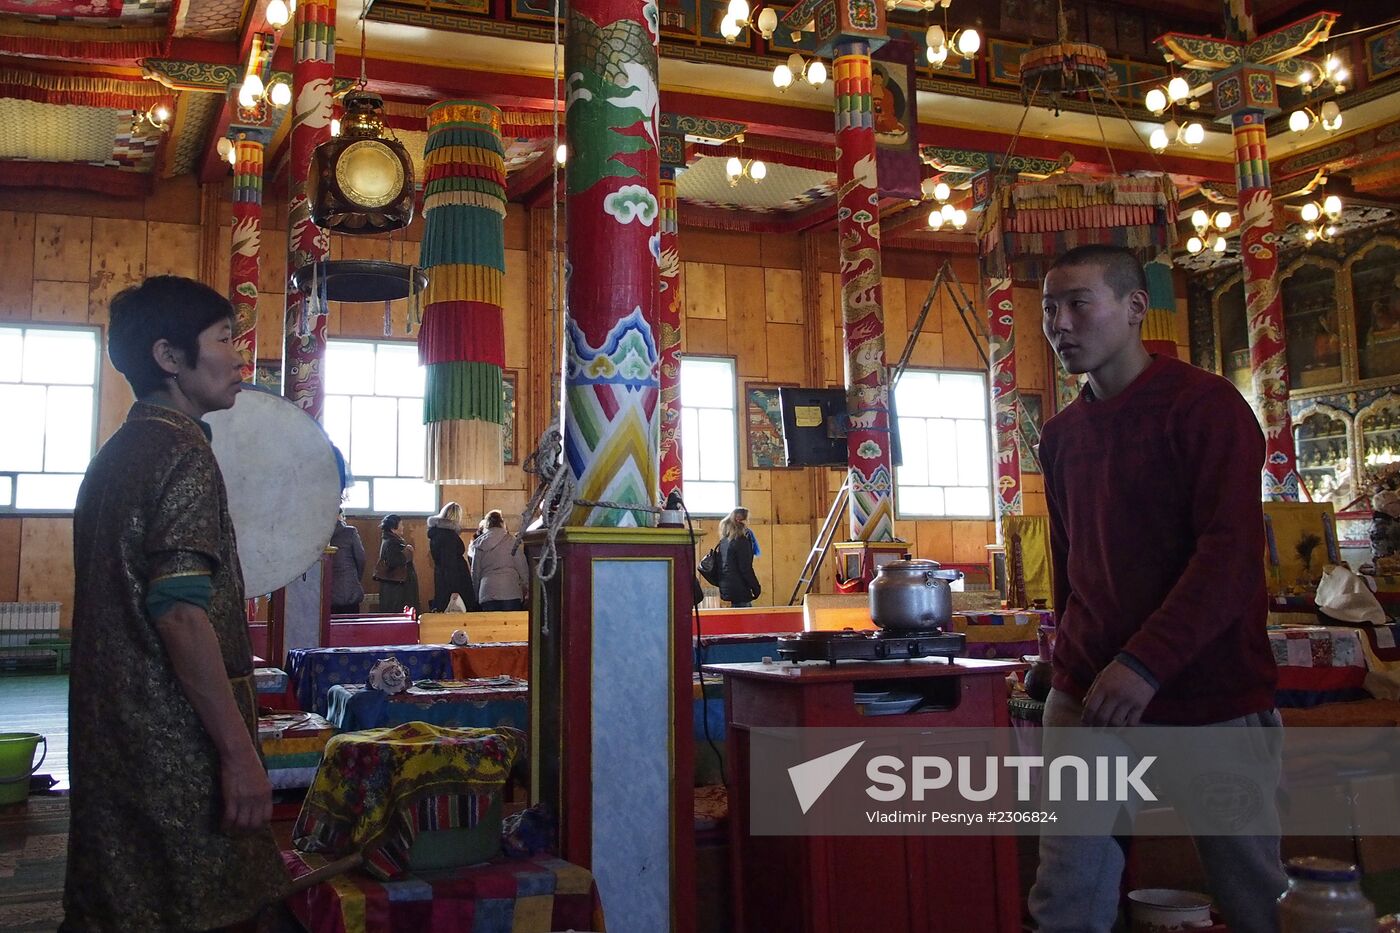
[1027, 688, 1288, 933]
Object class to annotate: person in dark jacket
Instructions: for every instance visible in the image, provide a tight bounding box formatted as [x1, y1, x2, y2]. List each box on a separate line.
[717, 507, 761, 608]
[426, 502, 477, 612]
[328, 510, 366, 614]
[375, 514, 419, 614]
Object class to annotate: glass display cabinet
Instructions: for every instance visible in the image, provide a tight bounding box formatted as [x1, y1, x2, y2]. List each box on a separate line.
[1213, 275, 1252, 402]
[1293, 405, 1354, 505]
[1358, 393, 1400, 489]
[1281, 256, 1347, 391]
[1348, 237, 1400, 383]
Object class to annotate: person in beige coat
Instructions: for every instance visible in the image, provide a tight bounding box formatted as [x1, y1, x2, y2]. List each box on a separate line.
[468, 510, 530, 610]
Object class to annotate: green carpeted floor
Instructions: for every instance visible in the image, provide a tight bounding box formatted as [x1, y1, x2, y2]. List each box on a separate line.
[0, 794, 68, 931]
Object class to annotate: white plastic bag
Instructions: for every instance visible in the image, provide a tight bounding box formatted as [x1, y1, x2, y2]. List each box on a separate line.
[444, 593, 468, 613]
[1316, 564, 1386, 625]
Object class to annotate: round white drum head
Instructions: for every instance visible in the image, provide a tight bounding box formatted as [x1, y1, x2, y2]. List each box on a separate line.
[206, 386, 342, 596]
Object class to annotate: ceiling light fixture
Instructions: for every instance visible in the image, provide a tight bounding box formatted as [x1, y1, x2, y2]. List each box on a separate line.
[722, 1, 778, 43]
[773, 52, 827, 91]
[725, 137, 766, 187]
[265, 0, 290, 27]
[555, 143, 567, 165]
[923, 7, 979, 71]
[1296, 191, 1344, 247]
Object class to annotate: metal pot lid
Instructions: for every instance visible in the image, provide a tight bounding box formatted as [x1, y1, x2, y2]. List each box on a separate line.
[879, 558, 941, 571]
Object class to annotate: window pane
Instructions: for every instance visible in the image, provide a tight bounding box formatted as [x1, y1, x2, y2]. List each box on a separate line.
[927, 418, 958, 486]
[0, 475, 11, 506]
[681, 408, 700, 482]
[945, 486, 989, 516]
[0, 327, 21, 381]
[397, 398, 425, 477]
[681, 358, 734, 409]
[325, 342, 375, 395]
[0, 384, 45, 471]
[895, 371, 940, 418]
[896, 417, 927, 485]
[955, 419, 989, 486]
[44, 385, 94, 472]
[698, 408, 736, 481]
[323, 396, 352, 463]
[685, 480, 736, 517]
[15, 473, 82, 510]
[937, 372, 986, 418]
[349, 396, 398, 477]
[342, 479, 370, 510]
[898, 485, 944, 517]
[376, 343, 423, 397]
[23, 329, 96, 385]
[372, 477, 436, 514]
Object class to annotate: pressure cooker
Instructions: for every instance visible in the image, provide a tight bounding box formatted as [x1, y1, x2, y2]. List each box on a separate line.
[868, 558, 962, 632]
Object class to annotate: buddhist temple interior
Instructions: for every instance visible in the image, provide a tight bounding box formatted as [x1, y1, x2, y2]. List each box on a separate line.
[4, 0, 1400, 927]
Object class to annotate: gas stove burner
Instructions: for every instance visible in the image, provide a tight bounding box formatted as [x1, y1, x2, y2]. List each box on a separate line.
[871, 627, 946, 638]
[776, 629, 966, 664]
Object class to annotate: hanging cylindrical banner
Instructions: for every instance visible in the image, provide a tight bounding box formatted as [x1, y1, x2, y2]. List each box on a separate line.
[564, 0, 661, 526]
[230, 136, 264, 382]
[984, 267, 1022, 517]
[1233, 111, 1298, 501]
[1142, 248, 1179, 359]
[834, 40, 895, 542]
[658, 169, 682, 503]
[283, 0, 335, 418]
[418, 100, 507, 484]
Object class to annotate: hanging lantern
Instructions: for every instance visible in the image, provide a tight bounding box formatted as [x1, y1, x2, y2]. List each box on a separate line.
[307, 90, 415, 235]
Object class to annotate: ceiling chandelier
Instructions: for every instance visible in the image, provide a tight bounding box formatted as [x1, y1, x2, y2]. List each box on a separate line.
[725, 137, 767, 186]
[1299, 193, 1344, 245]
[1288, 53, 1348, 136]
[720, 0, 777, 42]
[773, 52, 827, 91]
[922, 178, 966, 230]
[1184, 208, 1232, 254]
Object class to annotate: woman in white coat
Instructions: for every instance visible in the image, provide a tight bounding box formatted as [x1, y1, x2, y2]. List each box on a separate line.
[468, 510, 531, 611]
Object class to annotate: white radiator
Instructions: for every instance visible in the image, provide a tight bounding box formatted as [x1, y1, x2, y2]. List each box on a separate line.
[0, 602, 62, 648]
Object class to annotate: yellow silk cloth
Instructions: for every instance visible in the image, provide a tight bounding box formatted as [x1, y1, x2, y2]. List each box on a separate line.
[1002, 514, 1054, 608]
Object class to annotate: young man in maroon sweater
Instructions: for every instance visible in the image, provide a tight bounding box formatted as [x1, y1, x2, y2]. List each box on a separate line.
[1027, 245, 1284, 933]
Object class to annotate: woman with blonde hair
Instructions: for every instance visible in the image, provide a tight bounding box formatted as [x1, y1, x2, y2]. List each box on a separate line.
[716, 507, 761, 608]
[427, 501, 477, 612]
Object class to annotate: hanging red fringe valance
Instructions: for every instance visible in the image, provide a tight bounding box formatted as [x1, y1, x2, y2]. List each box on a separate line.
[0, 31, 166, 60]
[416, 300, 507, 368]
[0, 66, 166, 109]
[0, 161, 152, 196]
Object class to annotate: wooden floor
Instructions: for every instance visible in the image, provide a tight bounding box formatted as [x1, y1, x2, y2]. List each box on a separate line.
[0, 675, 69, 790]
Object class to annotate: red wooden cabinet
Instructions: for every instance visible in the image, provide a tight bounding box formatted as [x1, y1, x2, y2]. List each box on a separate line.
[707, 658, 1024, 933]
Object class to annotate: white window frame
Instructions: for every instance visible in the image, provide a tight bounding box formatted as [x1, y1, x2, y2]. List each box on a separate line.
[892, 367, 994, 520]
[0, 323, 102, 515]
[678, 355, 740, 518]
[323, 338, 437, 517]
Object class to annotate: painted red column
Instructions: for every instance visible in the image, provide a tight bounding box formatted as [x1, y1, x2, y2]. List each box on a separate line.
[834, 40, 894, 542]
[282, 0, 335, 417]
[230, 135, 264, 382]
[563, 0, 661, 526]
[1233, 111, 1299, 500]
[984, 269, 1022, 516]
[658, 168, 682, 503]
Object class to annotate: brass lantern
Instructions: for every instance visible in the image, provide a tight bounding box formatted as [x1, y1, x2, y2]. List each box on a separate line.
[308, 90, 415, 234]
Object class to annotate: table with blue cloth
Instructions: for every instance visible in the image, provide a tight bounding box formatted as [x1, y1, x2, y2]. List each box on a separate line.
[325, 678, 529, 732]
[286, 645, 455, 715]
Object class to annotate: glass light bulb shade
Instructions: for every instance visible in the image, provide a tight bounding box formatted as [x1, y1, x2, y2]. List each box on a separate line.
[1289, 109, 1311, 133]
[1166, 76, 1190, 102]
[269, 80, 292, 107]
[1323, 195, 1343, 218]
[1186, 236, 1203, 254]
[265, 0, 289, 26]
[1163, 119, 1180, 140]
[928, 46, 949, 66]
[750, 159, 767, 180]
[1334, 67, 1350, 84]
[1191, 209, 1209, 232]
[726, 156, 743, 178]
[217, 136, 234, 159]
[151, 104, 171, 125]
[555, 143, 567, 164]
[1305, 228, 1317, 242]
[1322, 114, 1342, 131]
[1212, 236, 1227, 253]
[940, 203, 955, 220]
[952, 209, 968, 229]
[228, 147, 237, 166]
[1324, 54, 1339, 74]
[928, 211, 943, 229]
[237, 82, 259, 109]
[788, 53, 805, 74]
[805, 59, 827, 86]
[1149, 127, 1169, 151]
[1215, 211, 1231, 230]
[757, 7, 777, 35]
[926, 24, 945, 49]
[720, 15, 741, 39]
[1320, 100, 1341, 122]
[243, 72, 265, 100]
[727, 0, 749, 21]
[773, 64, 793, 88]
[1182, 122, 1205, 146]
[1298, 69, 1313, 85]
[1300, 201, 1320, 223]
[1144, 88, 1167, 114]
[1325, 225, 1338, 237]
[956, 28, 980, 55]
[933, 181, 950, 202]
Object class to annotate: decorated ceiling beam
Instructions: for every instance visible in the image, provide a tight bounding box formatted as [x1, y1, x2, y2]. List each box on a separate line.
[0, 59, 170, 109]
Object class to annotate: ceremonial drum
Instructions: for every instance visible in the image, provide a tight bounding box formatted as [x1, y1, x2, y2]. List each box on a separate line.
[206, 386, 343, 596]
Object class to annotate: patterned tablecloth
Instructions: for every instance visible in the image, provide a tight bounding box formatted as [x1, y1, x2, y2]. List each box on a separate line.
[326, 679, 529, 733]
[287, 645, 455, 715]
[449, 642, 529, 681]
[258, 712, 335, 790]
[283, 851, 605, 933]
[952, 610, 1055, 660]
[1269, 625, 1368, 706]
[254, 667, 289, 694]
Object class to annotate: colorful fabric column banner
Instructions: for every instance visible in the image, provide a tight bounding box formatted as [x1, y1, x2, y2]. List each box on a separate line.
[834, 39, 895, 542]
[984, 268, 1022, 516]
[230, 137, 264, 382]
[283, 0, 335, 418]
[418, 100, 507, 485]
[871, 39, 921, 201]
[563, 0, 661, 526]
[1233, 111, 1299, 501]
[1142, 248, 1179, 359]
[658, 168, 682, 504]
